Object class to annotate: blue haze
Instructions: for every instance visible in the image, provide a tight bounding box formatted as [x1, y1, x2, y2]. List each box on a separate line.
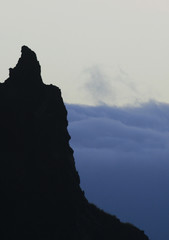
[66, 102, 169, 240]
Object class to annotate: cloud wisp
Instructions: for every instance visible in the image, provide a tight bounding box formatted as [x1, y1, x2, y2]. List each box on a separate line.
[66, 102, 169, 240]
[84, 66, 113, 105]
[82, 65, 146, 106]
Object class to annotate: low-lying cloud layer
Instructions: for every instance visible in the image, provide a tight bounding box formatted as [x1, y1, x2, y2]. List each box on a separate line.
[66, 102, 169, 240]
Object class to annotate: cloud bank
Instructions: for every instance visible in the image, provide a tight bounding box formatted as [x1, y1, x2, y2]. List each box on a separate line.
[66, 102, 169, 240]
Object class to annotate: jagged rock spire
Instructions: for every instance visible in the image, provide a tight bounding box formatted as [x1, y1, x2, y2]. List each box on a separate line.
[7, 46, 43, 87]
[0, 46, 149, 240]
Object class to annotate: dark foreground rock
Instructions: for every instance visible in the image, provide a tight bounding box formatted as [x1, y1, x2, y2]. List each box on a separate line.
[0, 46, 149, 240]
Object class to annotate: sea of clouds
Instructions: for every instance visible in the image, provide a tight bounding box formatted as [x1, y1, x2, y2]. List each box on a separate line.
[66, 102, 169, 240]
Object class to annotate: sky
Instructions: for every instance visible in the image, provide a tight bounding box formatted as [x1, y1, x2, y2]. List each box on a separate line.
[1, 0, 169, 106]
[1, 1, 169, 240]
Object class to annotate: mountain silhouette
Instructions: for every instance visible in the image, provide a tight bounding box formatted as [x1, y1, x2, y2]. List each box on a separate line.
[0, 46, 149, 240]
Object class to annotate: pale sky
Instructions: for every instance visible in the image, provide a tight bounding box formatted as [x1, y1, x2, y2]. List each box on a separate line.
[1, 0, 169, 106]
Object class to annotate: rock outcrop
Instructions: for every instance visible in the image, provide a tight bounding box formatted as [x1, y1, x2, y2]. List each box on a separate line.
[0, 46, 149, 240]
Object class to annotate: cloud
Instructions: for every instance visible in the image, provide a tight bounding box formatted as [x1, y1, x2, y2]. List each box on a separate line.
[82, 65, 146, 106]
[66, 101, 169, 240]
[84, 66, 113, 105]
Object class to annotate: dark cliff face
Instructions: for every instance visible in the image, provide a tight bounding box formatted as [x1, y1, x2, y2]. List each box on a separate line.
[0, 46, 149, 240]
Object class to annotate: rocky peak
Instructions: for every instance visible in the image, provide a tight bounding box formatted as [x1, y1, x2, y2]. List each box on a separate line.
[0, 46, 149, 240]
[6, 46, 42, 87]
